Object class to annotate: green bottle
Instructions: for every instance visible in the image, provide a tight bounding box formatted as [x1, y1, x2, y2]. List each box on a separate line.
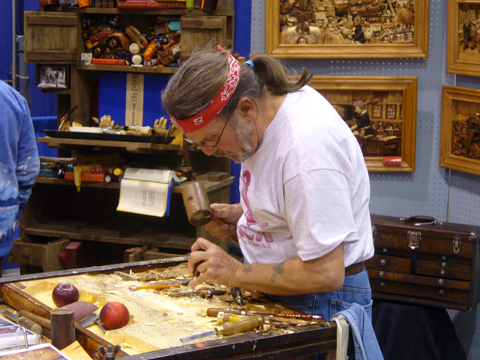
[186, 0, 194, 10]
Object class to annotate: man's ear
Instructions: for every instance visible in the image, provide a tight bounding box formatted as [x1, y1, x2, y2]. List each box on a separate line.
[237, 97, 256, 120]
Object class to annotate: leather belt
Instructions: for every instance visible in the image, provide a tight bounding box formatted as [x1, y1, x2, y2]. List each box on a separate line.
[345, 261, 365, 277]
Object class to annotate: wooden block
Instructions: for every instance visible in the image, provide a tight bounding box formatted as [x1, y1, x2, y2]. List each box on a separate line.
[51, 310, 76, 350]
[62, 341, 93, 360]
[144, 247, 184, 261]
[65, 241, 87, 270]
[195, 171, 229, 181]
[128, 246, 149, 263]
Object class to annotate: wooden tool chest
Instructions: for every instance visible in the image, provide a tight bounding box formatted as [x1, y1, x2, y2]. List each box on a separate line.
[367, 214, 480, 311]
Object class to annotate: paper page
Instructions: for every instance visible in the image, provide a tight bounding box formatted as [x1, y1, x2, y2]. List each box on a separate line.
[117, 179, 171, 217]
[123, 168, 181, 183]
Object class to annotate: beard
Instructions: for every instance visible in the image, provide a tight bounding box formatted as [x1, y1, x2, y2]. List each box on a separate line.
[214, 115, 254, 163]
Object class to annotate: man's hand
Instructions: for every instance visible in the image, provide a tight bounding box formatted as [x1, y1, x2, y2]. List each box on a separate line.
[188, 238, 243, 288]
[205, 203, 243, 240]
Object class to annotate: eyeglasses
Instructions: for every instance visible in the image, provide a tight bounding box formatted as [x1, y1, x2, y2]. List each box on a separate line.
[184, 113, 232, 150]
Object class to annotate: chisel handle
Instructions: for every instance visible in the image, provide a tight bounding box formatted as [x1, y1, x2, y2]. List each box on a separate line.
[216, 315, 263, 336]
[18, 310, 51, 330]
[217, 312, 245, 324]
[18, 317, 43, 335]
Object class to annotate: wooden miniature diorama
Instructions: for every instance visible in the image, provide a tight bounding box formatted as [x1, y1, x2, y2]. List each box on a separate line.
[266, 0, 430, 58]
[441, 85, 480, 176]
[309, 76, 417, 171]
[447, 0, 480, 76]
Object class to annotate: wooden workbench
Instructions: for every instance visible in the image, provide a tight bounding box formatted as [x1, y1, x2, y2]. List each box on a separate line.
[0, 258, 338, 359]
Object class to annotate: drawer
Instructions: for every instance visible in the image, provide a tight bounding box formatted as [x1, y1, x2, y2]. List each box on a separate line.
[366, 254, 411, 273]
[8, 236, 70, 272]
[370, 278, 470, 305]
[415, 258, 472, 280]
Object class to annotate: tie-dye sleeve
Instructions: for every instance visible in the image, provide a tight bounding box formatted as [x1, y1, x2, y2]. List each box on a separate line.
[16, 97, 40, 211]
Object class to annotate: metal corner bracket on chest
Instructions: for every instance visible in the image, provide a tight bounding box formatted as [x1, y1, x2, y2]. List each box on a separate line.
[367, 214, 480, 311]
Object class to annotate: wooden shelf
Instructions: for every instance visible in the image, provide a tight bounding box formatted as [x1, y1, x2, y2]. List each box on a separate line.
[22, 219, 195, 250]
[42, 6, 234, 16]
[76, 64, 178, 74]
[35, 176, 235, 193]
[38, 136, 182, 154]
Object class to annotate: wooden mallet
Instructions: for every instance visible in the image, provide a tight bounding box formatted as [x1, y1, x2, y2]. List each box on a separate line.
[182, 182, 238, 244]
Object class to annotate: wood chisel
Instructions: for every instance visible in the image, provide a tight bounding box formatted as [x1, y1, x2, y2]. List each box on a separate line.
[180, 315, 263, 343]
[206, 308, 323, 321]
[230, 287, 245, 307]
[0, 309, 43, 335]
[129, 284, 180, 291]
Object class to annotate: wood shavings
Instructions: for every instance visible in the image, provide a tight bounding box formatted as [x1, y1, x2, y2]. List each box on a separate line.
[114, 271, 138, 281]
[105, 290, 121, 294]
[144, 323, 156, 326]
[253, 305, 266, 310]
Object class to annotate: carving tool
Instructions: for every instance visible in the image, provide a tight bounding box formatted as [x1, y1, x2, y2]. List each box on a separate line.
[217, 312, 246, 324]
[78, 312, 99, 328]
[230, 287, 245, 308]
[180, 315, 263, 343]
[18, 310, 52, 330]
[190, 260, 203, 299]
[129, 284, 180, 291]
[58, 105, 78, 131]
[0, 309, 43, 335]
[206, 308, 323, 321]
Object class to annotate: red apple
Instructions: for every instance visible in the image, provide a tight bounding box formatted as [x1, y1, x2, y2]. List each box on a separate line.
[99, 302, 130, 330]
[52, 283, 80, 308]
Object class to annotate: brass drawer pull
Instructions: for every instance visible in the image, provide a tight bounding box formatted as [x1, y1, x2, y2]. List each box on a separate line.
[380, 259, 387, 266]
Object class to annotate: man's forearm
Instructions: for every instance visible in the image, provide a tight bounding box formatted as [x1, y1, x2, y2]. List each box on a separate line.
[231, 245, 345, 296]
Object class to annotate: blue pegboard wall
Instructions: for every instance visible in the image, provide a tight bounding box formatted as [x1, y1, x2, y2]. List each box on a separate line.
[251, 0, 480, 225]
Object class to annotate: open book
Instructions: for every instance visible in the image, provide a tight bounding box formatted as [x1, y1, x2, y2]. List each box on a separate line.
[117, 168, 185, 217]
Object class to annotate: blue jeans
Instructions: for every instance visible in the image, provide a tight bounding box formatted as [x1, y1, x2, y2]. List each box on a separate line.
[269, 269, 373, 359]
[269, 269, 372, 320]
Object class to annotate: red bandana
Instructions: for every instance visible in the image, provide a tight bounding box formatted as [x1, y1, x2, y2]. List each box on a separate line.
[170, 52, 240, 133]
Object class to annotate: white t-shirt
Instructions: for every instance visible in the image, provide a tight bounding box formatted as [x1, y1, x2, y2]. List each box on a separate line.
[237, 86, 374, 267]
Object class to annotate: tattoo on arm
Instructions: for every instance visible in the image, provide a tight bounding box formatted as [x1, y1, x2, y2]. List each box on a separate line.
[243, 266, 252, 274]
[270, 261, 285, 283]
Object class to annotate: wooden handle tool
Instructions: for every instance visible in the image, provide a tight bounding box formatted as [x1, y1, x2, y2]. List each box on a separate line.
[182, 182, 238, 244]
[180, 315, 263, 342]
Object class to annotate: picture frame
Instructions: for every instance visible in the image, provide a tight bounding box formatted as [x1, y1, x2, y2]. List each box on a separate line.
[309, 76, 418, 172]
[446, 0, 480, 76]
[265, 0, 430, 59]
[440, 85, 480, 176]
[35, 65, 70, 90]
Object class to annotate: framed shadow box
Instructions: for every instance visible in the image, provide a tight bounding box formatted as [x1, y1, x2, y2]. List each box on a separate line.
[310, 76, 418, 172]
[266, 0, 430, 59]
[440, 85, 480, 176]
[447, 0, 480, 76]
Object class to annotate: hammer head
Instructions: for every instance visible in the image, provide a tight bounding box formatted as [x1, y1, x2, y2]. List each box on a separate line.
[182, 182, 213, 226]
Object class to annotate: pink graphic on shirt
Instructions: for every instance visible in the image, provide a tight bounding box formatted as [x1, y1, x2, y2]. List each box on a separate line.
[239, 170, 274, 244]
